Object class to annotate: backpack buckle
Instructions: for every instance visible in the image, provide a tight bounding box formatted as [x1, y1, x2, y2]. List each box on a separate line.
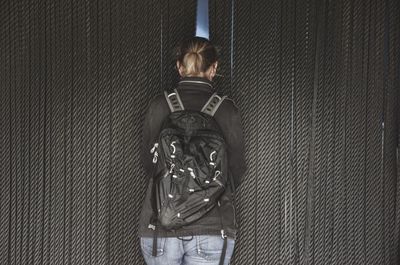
[221, 229, 227, 239]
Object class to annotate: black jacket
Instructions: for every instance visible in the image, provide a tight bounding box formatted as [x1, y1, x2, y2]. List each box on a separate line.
[138, 76, 247, 239]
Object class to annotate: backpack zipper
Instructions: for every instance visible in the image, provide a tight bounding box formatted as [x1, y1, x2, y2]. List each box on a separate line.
[150, 142, 159, 163]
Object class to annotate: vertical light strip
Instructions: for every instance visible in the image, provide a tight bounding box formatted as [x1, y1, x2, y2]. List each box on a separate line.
[195, 0, 209, 39]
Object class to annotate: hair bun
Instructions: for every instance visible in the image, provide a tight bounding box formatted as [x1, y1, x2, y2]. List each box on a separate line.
[176, 36, 218, 77]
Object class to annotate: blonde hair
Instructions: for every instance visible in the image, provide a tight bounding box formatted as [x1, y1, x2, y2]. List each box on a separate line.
[176, 37, 218, 77]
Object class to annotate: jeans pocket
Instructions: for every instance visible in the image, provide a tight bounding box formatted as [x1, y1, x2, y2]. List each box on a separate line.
[140, 236, 166, 257]
[196, 235, 234, 261]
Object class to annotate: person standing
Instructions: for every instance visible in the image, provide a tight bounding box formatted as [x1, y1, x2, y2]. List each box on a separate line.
[138, 36, 247, 265]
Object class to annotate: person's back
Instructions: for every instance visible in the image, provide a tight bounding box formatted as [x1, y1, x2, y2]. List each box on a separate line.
[138, 36, 247, 265]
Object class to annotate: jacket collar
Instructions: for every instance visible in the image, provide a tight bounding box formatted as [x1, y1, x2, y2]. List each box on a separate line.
[176, 76, 214, 92]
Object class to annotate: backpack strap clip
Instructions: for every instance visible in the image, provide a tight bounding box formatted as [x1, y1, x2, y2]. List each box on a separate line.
[164, 89, 184, 112]
[201, 92, 227, 116]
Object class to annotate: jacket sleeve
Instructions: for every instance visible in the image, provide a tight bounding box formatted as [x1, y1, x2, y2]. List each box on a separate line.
[140, 94, 168, 178]
[219, 99, 248, 190]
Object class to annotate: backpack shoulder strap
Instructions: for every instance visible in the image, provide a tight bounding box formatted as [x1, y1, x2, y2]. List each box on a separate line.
[201, 92, 227, 116]
[164, 88, 184, 112]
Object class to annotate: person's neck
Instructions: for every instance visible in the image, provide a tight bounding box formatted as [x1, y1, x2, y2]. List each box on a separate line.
[183, 74, 212, 82]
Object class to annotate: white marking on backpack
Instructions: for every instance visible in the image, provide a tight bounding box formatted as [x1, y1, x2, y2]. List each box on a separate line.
[169, 164, 175, 173]
[150, 142, 158, 153]
[210, 150, 216, 161]
[152, 151, 158, 163]
[213, 170, 221, 179]
[170, 141, 176, 154]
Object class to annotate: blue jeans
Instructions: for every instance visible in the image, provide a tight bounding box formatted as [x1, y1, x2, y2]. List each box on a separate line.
[140, 235, 235, 265]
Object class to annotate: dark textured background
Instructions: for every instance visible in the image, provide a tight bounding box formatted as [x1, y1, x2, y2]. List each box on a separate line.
[1, 0, 399, 264]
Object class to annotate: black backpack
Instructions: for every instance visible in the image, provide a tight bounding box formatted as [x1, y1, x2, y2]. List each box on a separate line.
[149, 88, 229, 230]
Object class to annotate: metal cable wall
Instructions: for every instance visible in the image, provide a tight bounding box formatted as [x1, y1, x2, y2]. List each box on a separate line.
[0, 0, 399, 264]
